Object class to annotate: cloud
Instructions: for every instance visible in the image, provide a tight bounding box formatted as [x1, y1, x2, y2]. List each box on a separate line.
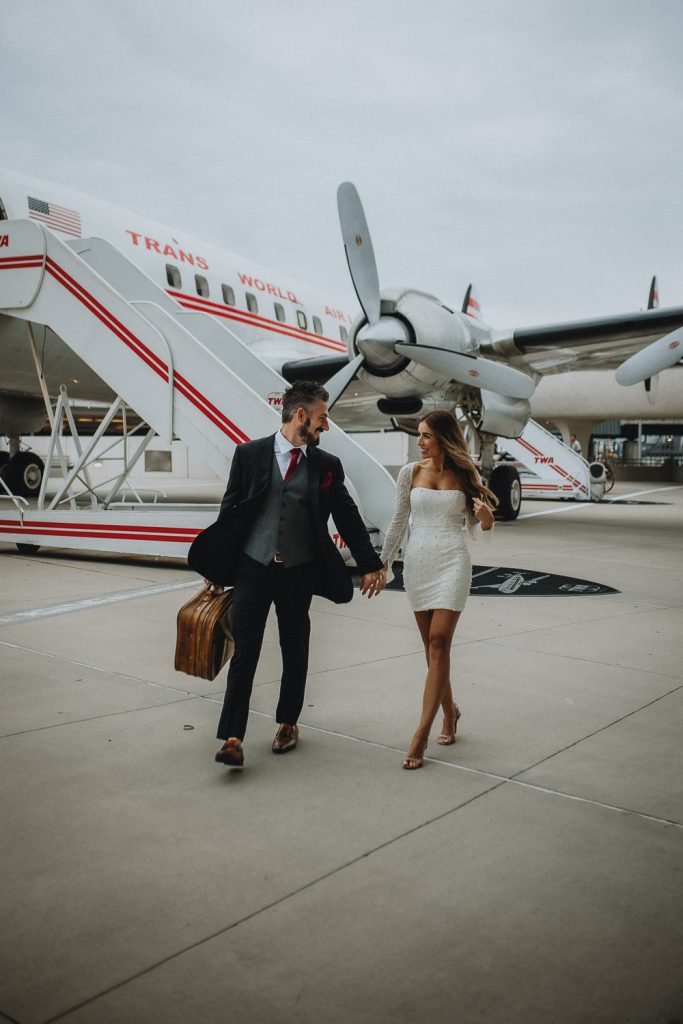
[2, 0, 682, 327]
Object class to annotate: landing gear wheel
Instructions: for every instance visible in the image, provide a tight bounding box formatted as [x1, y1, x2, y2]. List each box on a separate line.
[490, 464, 522, 520]
[16, 543, 41, 555]
[0, 451, 45, 498]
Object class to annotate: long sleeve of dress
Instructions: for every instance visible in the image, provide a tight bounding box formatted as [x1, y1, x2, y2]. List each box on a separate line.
[380, 463, 413, 580]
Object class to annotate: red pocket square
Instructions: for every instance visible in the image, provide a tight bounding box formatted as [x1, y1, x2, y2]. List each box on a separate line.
[320, 471, 333, 489]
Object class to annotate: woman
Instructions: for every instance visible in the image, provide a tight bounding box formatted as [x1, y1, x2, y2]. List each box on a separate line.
[381, 411, 497, 769]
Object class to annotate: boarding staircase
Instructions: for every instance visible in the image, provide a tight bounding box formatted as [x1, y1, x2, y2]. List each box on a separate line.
[496, 419, 606, 502]
[0, 220, 396, 556]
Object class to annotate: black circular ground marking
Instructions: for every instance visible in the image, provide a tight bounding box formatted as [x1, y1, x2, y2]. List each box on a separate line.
[469, 565, 619, 596]
[353, 564, 619, 596]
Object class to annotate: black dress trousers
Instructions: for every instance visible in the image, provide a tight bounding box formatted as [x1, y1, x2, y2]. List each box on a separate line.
[216, 554, 314, 741]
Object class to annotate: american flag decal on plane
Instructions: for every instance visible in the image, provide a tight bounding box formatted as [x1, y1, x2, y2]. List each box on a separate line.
[28, 196, 82, 237]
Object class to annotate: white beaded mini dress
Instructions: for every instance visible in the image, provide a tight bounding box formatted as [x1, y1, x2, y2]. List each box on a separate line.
[381, 463, 491, 612]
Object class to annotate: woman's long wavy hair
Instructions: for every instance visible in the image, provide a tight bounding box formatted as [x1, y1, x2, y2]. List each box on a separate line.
[419, 410, 498, 514]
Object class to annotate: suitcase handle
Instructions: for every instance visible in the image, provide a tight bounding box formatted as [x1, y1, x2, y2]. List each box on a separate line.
[203, 579, 225, 595]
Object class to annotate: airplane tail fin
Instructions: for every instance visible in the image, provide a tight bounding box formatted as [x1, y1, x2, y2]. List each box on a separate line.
[462, 283, 482, 320]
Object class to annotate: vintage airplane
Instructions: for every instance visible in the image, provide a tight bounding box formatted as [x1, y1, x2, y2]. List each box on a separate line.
[1, 168, 682, 524]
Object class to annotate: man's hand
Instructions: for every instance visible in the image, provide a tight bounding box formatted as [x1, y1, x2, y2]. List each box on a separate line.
[359, 569, 386, 599]
[204, 578, 224, 593]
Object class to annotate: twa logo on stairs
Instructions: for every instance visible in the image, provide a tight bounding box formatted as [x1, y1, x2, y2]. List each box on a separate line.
[496, 419, 606, 501]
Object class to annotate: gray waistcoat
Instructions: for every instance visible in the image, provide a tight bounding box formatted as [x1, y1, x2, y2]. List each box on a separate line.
[244, 451, 315, 567]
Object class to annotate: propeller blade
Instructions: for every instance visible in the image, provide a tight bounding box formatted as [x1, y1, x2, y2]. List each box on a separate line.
[615, 327, 683, 386]
[645, 374, 658, 405]
[337, 182, 381, 326]
[394, 344, 535, 400]
[325, 352, 365, 409]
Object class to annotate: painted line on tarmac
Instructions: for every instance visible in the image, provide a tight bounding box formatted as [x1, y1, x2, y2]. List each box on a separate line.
[235, 708, 683, 831]
[605, 483, 683, 501]
[0, 580, 198, 627]
[518, 483, 683, 519]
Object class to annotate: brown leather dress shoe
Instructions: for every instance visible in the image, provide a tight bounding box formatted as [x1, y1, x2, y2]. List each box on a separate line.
[215, 738, 244, 768]
[272, 723, 299, 754]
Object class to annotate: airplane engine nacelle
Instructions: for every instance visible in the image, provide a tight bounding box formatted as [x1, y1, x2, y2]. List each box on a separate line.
[588, 461, 607, 502]
[479, 389, 531, 439]
[350, 288, 477, 399]
[0, 395, 47, 435]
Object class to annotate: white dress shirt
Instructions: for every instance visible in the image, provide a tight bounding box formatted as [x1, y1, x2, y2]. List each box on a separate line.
[274, 429, 307, 479]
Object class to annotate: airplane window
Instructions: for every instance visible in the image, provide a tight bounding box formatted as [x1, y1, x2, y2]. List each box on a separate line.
[195, 274, 209, 298]
[222, 284, 235, 306]
[339, 326, 348, 343]
[246, 292, 258, 314]
[312, 316, 322, 335]
[166, 264, 181, 289]
[297, 310, 308, 330]
[274, 303, 286, 323]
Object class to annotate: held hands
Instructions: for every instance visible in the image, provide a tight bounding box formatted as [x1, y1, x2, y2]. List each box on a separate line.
[473, 498, 495, 531]
[359, 568, 386, 599]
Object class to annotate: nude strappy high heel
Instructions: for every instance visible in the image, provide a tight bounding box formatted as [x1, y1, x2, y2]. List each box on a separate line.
[402, 737, 428, 770]
[436, 703, 461, 746]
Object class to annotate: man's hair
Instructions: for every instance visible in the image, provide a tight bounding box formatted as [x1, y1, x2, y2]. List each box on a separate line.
[281, 380, 329, 422]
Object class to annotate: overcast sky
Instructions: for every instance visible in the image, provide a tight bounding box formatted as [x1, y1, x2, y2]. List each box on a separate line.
[2, 0, 682, 328]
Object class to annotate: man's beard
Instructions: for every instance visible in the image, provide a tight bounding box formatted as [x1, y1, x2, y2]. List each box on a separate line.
[297, 417, 321, 446]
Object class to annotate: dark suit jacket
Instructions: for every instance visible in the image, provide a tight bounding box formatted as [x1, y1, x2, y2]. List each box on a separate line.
[187, 435, 383, 603]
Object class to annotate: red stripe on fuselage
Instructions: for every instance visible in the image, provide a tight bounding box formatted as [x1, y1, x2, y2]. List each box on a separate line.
[0, 525, 200, 543]
[167, 289, 348, 353]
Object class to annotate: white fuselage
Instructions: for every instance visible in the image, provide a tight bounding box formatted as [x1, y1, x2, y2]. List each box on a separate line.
[531, 368, 683, 421]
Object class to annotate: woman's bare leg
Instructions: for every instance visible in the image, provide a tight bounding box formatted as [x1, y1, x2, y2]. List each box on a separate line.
[414, 609, 456, 740]
[414, 610, 433, 662]
[405, 609, 460, 764]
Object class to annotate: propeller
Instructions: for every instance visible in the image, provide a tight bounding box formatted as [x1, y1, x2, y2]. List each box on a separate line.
[337, 182, 381, 327]
[643, 273, 659, 396]
[332, 182, 535, 409]
[325, 352, 365, 407]
[394, 344, 536, 400]
[615, 326, 683, 386]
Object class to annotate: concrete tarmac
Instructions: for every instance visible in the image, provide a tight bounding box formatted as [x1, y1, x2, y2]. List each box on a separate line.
[1, 482, 682, 1024]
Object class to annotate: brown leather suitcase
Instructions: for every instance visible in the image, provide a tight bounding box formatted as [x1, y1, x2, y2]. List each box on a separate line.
[174, 585, 234, 680]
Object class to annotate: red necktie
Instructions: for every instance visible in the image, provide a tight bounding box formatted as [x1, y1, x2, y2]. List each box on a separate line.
[284, 448, 301, 482]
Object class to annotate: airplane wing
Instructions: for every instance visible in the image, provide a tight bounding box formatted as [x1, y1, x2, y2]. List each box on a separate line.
[283, 304, 683, 385]
[511, 305, 683, 374]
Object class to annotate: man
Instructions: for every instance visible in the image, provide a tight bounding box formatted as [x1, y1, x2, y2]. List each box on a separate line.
[570, 433, 582, 455]
[187, 381, 386, 769]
